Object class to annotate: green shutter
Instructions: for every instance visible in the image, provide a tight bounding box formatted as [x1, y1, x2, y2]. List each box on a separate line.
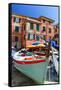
[28, 33, 30, 40]
[15, 26, 19, 32]
[33, 34, 35, 40]
[30, 23, 33, 29]
[28, 33, 35, 40]
[36, 24, 39, 31]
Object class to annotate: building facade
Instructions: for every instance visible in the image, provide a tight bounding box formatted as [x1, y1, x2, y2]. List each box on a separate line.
[11, 14, 58, 49]
[11, 14, 26, 49]
[53, 24, 59, 45]
[25, 17, 44, 47]
[38, 16, 55, 41]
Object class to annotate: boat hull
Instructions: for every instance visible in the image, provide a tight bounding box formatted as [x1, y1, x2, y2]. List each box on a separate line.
[51, 47, 59, 75]
[53, 53, 59, 75]
[14, 59, 48, 84]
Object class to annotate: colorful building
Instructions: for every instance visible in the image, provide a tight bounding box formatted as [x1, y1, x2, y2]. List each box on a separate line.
[11, 14, 26, 49]
[11, 14, 58, 49]
[38, 16, 55, 41]
[53, 24, 59, 45]
[25, 17, 43, 47]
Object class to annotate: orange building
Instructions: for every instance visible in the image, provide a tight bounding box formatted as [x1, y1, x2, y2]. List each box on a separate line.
[11, 14, 57, 49]
[38, 16, 55, 41]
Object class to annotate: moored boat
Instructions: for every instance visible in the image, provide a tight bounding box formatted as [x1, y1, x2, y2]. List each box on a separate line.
[13, 46, 49, 84]
[51, 47, 59, 75]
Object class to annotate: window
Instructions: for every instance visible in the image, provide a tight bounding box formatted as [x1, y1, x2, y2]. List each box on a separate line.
[28, 33, 35, 40]
[16, 18, 20, 23]
[14, 17, 16, 22]
[14, 17, 20, 23]
[30, 23, 33, 29]
[30, 34, 34, 39]
[36, 35, 40, 41]
[43, 35, 46, 40]
[15, 36, 18, 41]
[55, 29, 57, 32]
[49, 36, 51, 39]
[43, 26, 46, 31]
[43, 19, 45, 23]
[33, 34, 35, 40]
[54, 34, 58, 38]
[28, 33, 30, 40]
[48, 21, 51, 25]
[15, 26, 19, 32]
[36, 24, 39, 31]
[49, 28, 51, 33]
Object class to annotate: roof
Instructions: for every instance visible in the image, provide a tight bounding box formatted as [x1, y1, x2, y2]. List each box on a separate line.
[12, 13, 41, 23]
[12, 13, 54, 23]
[38, 16, 54, 23]
[26, 17, 41, 23]
[12, 13, 26, 18]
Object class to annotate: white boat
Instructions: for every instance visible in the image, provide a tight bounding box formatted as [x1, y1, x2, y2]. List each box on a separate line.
[51, 47, 59, 75]
[13, 48, 49, 84]
[11, 47, 16, 58]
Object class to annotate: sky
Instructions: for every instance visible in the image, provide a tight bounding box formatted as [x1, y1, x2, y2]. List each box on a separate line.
[11, 4, 59, 24]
